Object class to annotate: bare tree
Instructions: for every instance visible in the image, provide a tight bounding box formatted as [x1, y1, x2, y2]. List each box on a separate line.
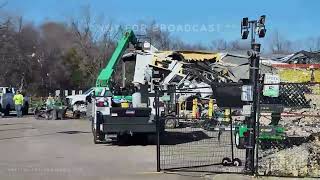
[305, 37, 320, 51]
[143, 21, 171, 50]
[211, 39, 227, 50]
[268, 30, 293, 54]
[227, 40, 250, 51]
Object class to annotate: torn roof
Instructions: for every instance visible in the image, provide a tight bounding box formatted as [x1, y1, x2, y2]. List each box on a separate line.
[284, 50, 320, 64]
[153, 50, 221, 62]
[174, 51, 221, 61]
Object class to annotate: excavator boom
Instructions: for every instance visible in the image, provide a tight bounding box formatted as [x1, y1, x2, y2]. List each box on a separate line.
[95, 30, 137, 87]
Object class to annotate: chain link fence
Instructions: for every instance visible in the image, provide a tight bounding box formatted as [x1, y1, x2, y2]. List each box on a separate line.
[156, 82, 320, 177]
[257, 82, 320, 177]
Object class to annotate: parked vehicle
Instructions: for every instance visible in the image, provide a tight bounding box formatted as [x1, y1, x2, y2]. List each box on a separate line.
[91, 30, 160, 144]
[65, 88, 94, 118]
[0, 87, 29, 116]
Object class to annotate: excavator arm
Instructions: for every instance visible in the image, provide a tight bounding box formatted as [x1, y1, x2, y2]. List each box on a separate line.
[96, 30, 137, 87]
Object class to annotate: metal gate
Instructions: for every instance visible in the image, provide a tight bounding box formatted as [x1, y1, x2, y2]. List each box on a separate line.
[155, 85, 246, 173]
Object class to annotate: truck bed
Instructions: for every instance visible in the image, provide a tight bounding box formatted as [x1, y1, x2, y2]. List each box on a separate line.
[101, 107, 156, 134]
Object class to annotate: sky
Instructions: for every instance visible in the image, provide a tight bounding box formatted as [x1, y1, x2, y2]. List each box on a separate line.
[3, 0, 320, 46]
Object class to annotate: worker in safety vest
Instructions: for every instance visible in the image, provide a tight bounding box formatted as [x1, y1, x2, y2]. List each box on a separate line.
[13, 90, 24, 117]
[46, 93, 55, 109]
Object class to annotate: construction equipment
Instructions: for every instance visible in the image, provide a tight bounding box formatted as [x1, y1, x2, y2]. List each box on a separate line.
[34, 97, 67, 120]
[91, 30, 160, 144]
[235, 124, 285, 149]
[234, 74, 286, 149]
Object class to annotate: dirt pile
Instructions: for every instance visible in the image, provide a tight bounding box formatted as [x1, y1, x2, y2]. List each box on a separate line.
[260, 108, 320, 137]
[259, 139, 320, 177]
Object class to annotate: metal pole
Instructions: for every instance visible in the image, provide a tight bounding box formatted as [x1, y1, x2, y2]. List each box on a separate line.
[155, 86, 161, 172]
[255, 92, 260, 174]
[122, 61, 126, 88]
[230, 110, 234, 161]
[251, 48, 259, 173]
[245, 20, 259, 174]
[250, 21, 256, 44]
[255, 51, 261, 174]
[246, 42, 260, 173]
[242, 16, 266, 175]
[252, 44, 261, 174]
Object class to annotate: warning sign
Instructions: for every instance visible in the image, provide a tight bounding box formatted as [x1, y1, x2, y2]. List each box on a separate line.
[263, 74, 280, 97]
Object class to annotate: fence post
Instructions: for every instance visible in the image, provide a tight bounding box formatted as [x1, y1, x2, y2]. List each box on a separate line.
[155, 86, 161, 172]
[245, 43, 261, 174]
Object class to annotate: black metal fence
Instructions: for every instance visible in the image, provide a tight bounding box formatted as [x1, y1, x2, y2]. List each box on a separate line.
[156, 85, 246, 173]
[155, 82, 320, 178]
[257, 82, 320, 178]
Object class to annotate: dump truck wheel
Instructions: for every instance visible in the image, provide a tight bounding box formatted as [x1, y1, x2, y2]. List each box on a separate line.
[93, 129, 100, 144]
[93, 131, 105, 144]
[92, 121, 102, 144]
[165, 117, 177, 129]
[92, 112, 105, 144]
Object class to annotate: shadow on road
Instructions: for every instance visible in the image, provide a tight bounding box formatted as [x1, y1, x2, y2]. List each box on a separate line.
[0, 132, 58, 141]
[0, 130, 90, 141]
[160, 130, 213, 145]
[57, 130, 91, 134]
[108, 134, 156, 146]
[0, 123, 32, 126]
[0, 127, 35, 132]
[103, 130, 213, 146]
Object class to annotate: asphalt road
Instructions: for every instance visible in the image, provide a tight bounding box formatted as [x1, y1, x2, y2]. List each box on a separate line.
[0, 116, 203, 180]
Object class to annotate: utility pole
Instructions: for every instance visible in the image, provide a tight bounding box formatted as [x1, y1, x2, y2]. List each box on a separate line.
[240, 15, 266, 173]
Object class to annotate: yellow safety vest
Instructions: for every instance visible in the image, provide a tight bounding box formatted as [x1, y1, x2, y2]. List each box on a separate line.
[13, 94, 24, 105]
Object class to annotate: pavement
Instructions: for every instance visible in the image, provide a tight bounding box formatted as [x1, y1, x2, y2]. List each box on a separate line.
[0, 116, 204, 180]
[0, 116, 313, 180]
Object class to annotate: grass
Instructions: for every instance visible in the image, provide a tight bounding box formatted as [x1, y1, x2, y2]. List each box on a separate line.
[279, 69, 320, 82]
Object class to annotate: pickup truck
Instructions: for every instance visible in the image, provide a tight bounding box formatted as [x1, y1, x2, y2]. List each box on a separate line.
[65, 88, 93, 118]
[0, 87, 29, 116]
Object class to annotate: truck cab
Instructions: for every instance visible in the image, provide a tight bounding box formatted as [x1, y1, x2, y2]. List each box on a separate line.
[66, 88, 94, 106]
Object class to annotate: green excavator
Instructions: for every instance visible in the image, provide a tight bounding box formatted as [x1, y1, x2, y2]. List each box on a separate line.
[91, 30, 158, 144]
[94, 29, 137, 100]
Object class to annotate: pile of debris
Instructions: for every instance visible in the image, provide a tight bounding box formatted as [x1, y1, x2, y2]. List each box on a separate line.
[259, 138, 320, 177]
[281, 110, 320, 137]
[259, 109, 320, 137]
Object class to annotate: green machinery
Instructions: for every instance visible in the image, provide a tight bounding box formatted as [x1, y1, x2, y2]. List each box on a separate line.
[94, 29, 137, 101]
[91, 29, 158, 144]
[235, 124, 285, 149]
[234, 104, 286, 149]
